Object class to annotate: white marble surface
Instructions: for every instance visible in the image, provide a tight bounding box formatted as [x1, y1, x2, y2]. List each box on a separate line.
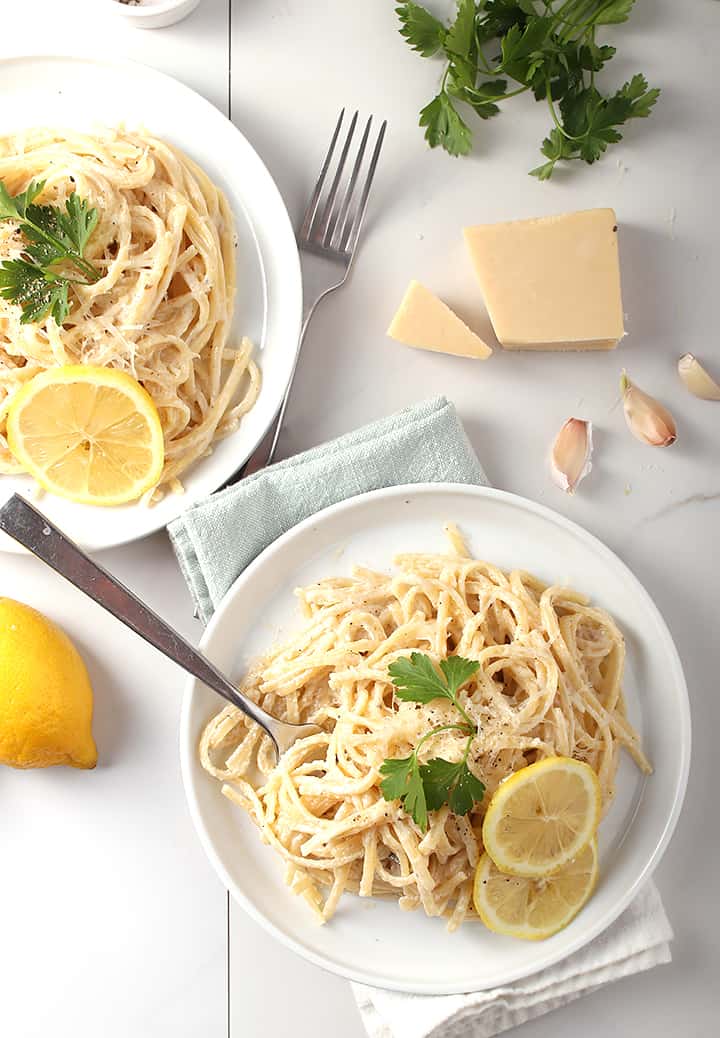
[1, 1, 718, 1036]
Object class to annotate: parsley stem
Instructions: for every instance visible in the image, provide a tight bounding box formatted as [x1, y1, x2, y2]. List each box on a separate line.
[68, 256, 101, 284]
[413, 722, 474, 760]
[545, 77, 585, 141]
[473, 30, 498, 77]
[449, 694, 475, 731]
[555, 1, 615, 45]
[565, 0, 619, 40]
[550, 0, 585, 29]
[465, 83, 530, 104]
[461, 733, 474, 765]
[45, 258, 99, 285]
[553, 0, 592, 34]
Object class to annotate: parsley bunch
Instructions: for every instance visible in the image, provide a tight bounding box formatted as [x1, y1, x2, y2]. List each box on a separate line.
[379, 653, 486, 831]
[397, 0, 660, 177]
[0, 179, 100, 325]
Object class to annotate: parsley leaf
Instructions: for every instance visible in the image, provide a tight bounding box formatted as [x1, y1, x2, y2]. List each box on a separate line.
[396, 3, 447, 57]
[500, 17, 552, 83]
[448, 761, 486, 814]
[388, 651, 479, 706]
[439, 656, 481, 697]
[553, 72, 657, 164]
[421, 757, 486, 815]
[0, 180, 100, 324]
[480, 0, 534, 40]
[0, 179, 45, 221]
[59, 193, 99, 255]
[529, 126, 574, 179]
[379, 755, 416, 800]
[579, 41, 616, 72]
[445, 0, 477, 60]
[579, 95, 628, 161]
[379, 755, 428, 831]
[388, 652, 451, 704]
[619, 73, 661, 118]
[0, 259, 70, 325]
[403, 762, 429, 831]
[23, 194, 99, 266]
[419, 93, 472, 156]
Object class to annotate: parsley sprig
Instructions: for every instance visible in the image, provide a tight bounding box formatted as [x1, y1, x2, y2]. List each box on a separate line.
[396, 0, 660, 177]
[0, 179, 100, 325]
[379, 653, 486, 831]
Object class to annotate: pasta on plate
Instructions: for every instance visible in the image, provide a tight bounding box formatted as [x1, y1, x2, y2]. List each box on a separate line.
[200, 525, 651, 930]
[0, 126, 260, 498]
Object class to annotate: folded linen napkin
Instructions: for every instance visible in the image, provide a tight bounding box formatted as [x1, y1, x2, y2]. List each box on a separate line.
[352, 883, 672, 1038]
[167, 395, 672, 1037]
[168, 396, 486, 624]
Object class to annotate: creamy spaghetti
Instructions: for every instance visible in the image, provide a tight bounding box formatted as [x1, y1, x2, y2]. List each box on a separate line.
[200, 526, 651, 928]
[0, 127, 259, 497]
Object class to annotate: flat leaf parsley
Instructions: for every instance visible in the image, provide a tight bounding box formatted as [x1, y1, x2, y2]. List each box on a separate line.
[0, 179, 100, 324]
[396, 0, 659, 176]
[379, 652, 486, 832]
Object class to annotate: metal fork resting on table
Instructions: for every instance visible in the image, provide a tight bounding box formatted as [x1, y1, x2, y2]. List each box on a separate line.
[243, 109, 387, 476]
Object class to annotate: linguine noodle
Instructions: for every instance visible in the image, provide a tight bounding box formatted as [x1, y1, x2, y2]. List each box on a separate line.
[200, 525, 651, 929]
[0, 126, 260, 498]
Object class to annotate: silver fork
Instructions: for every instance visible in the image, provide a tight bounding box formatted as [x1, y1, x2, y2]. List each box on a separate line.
[243, 110, 387, 475]
[0, 494, 321, 763]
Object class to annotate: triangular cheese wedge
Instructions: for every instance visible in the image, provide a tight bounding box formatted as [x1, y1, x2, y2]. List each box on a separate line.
[387, 281, 492, 359]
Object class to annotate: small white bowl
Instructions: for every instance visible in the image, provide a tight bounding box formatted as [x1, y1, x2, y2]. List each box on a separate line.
[107, 0, 202, 30]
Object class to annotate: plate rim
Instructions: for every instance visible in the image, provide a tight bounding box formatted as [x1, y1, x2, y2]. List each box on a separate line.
[0, 52, 302, 553]
[180, 481, 691, 993]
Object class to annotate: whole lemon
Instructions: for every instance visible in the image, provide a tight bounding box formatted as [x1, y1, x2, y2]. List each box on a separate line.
[0, 598, 97, 769]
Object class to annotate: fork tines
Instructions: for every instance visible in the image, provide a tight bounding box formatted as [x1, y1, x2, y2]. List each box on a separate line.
[299, 110, 387, 258]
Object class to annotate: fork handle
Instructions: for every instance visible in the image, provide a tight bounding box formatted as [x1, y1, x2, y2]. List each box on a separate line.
[241, 290, 325, 475]
[0, 494, 276, 740]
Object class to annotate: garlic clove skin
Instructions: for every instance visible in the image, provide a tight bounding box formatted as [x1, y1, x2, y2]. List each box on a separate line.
[620, 371, 677, 447]
[551, 418, 593, 493]
[678, 353, 720, 400]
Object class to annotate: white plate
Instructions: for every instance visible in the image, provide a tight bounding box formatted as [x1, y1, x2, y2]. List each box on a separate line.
[0, 55, 301, 552]
[181, 483, 691, 994]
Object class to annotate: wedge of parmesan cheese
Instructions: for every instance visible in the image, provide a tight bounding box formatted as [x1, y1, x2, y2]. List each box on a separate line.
[464, 208, 624, 350]
[387, 281, 492, 359]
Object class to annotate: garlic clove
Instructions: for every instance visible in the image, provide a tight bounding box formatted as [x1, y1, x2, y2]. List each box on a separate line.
[678, 353, 720, 401]
[551, 418, 593, 493]
[620, 371, 677, 447]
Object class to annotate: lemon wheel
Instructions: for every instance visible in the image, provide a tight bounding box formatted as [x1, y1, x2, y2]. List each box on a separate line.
[6, 365, 164, 506]
[482, 756, 601, 877]
[473, 839, 598, 940]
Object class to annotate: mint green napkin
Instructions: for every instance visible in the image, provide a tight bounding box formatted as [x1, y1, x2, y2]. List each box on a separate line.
[168, 396, 487, 624]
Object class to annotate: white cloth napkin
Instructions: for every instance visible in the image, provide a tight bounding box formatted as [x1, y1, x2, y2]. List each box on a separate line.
[352, 882, 673, 1038]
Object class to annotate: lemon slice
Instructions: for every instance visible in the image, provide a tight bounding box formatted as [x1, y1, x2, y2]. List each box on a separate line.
[473, 839, 598, 940]
[7, 365, 164, 506]
[482, 757, 601, 877]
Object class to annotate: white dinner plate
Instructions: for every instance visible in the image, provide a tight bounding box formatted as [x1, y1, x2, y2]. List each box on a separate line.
[0, 55, 302, 552]
[181, 483, 690, 994]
